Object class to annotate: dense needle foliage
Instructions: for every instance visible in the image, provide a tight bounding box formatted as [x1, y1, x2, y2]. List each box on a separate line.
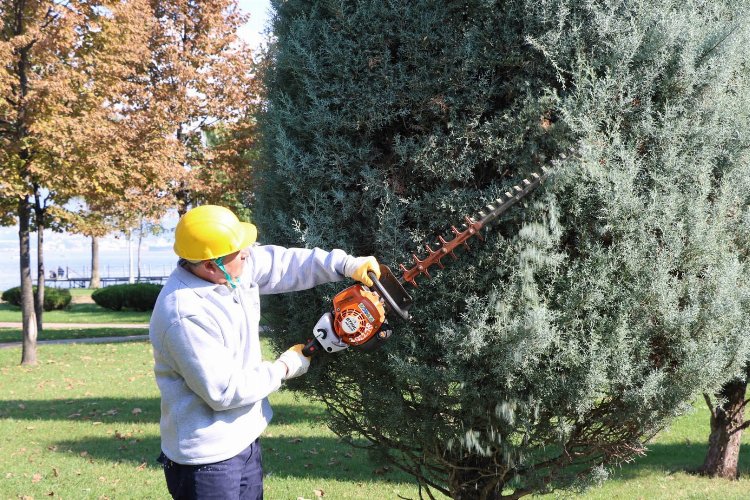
[255, 1, 750, 497]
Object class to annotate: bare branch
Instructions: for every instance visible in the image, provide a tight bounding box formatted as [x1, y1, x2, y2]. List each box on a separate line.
[703, 393, 718, 419]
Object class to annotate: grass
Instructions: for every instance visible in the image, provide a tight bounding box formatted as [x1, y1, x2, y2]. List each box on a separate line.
[2, 294, 750, 499]
[535, 410, 750, 500]
[0, 290, 151, 324]
[2, 341, 750, 500]
[0, 339, 425, 500]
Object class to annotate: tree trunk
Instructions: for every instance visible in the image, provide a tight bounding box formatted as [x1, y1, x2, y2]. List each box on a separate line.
[34, 204, 44, 334]
[701, 378, 748, 479]
[449, 457, 509, 500]
[137, 222, 144, 282]
[18, 196, 38, 366]
[90, 236, 101, 288]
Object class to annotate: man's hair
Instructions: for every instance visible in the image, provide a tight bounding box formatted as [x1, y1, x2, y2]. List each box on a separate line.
[178, 257, 204, 268]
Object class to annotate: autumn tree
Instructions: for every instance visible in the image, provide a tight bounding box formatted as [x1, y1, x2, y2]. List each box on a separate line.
[256, 1, 750, 497]
[0, 0, 154, 364]
[146, 0, 259, 216]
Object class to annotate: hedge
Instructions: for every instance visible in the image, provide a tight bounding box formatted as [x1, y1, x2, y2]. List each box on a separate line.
[91, 283, 162, 311]
[1, 286, 72, 311]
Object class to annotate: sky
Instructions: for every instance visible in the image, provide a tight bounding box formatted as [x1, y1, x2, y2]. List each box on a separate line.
[0, 0, 272, 292]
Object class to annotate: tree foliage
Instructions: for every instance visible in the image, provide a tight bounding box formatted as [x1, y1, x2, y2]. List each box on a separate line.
[0, 0, 262, 365]
[256, 1, 750, 497]
[0, 0, 156, 364]
[146, 0, 260, 215]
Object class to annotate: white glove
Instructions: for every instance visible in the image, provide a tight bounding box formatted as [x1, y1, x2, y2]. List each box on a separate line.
[276, 344, 311, 379]
[344, 256, 380, 287]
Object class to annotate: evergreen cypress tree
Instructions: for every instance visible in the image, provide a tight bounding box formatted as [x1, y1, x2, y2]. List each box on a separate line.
[256, 1, 750, 497]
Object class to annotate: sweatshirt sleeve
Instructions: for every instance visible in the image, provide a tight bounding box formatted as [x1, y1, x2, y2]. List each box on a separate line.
[246, 244, 352, 295]
[162, 316, 287, 411]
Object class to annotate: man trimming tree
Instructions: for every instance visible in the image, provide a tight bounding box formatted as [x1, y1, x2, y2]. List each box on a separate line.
[149, 205, 379, 499]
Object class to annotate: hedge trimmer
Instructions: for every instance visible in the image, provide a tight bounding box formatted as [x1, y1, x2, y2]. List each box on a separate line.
[302, 167, 552, 356]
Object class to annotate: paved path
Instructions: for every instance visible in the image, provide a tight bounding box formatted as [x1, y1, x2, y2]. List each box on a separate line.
[0, 322, 148, 329]
[0, 335, 149, 349]
[0, 322, 150, 349]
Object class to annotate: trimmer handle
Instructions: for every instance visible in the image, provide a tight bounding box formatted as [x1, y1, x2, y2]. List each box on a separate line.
[368, 271, 411, 321]
[302, 337, 322, 357]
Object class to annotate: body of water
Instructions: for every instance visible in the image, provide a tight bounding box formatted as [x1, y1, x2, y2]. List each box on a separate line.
[0, 228, 179, 292]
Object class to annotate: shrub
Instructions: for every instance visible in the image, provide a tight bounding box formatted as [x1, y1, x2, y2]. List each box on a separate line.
[1, 286, 72, 311]
[45, 288, 72, 310]
[91, 283, 162, 312]
[259, 1, 750, 497]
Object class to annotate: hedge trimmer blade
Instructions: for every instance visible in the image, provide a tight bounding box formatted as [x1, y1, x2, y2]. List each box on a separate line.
[398, 167, 552, 287]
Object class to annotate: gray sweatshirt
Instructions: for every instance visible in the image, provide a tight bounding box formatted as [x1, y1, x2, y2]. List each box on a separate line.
[149, 245, 352, 465]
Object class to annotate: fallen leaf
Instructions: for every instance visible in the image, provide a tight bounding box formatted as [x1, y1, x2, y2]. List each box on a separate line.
[26, 426, 35, 430]
[288, 438, 302, 444]
[80, 451, 88, 457]
[313, 488, 325, 497]
[131, 408, 142, 415]
[18, 403, 26, 410]
[136, 462, 147, 471]
[52, 467, 59, 477]
[373, 466, 391, 475]
[114, 430, 132, 440]
[33, 472, 43, 483]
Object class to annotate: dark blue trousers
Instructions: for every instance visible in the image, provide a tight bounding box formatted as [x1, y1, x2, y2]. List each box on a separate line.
[158, 438, 263, 500]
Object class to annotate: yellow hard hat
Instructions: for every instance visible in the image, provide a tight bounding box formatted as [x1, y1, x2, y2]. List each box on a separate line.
[174, 205, 257, 261]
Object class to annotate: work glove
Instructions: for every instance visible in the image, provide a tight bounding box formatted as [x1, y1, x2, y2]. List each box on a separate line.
[344, 256, 380, 287]
[276, 344, 311, 380]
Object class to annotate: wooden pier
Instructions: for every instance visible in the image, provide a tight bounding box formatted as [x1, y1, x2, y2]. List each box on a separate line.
[39, 276, 169, 288]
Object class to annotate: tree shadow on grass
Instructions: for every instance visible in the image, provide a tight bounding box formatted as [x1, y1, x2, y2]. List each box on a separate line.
[53, 433, 408, 484]
[605, 442, 750, 479]
[2, 397, 402, 483]
[0, 397, 161, 424]
[1, 399, 327, 426]
[2, 397, 410, 483]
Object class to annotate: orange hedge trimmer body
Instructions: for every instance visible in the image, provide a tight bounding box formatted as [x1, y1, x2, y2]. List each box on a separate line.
[302, 167, 551, 356]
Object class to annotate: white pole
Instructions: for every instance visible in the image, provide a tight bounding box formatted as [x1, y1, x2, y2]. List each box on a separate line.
[128, 232, 135, 284]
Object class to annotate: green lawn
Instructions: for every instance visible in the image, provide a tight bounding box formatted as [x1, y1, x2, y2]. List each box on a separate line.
[2, 339, 750, 499]
[0, 339, 424, 499]
[1, 324, 750, 498]
[0, 294, 151, 324]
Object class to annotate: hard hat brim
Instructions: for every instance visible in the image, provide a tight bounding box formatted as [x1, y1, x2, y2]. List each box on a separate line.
[241, 222, 258, 249]
[174, 222, 256, 261]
